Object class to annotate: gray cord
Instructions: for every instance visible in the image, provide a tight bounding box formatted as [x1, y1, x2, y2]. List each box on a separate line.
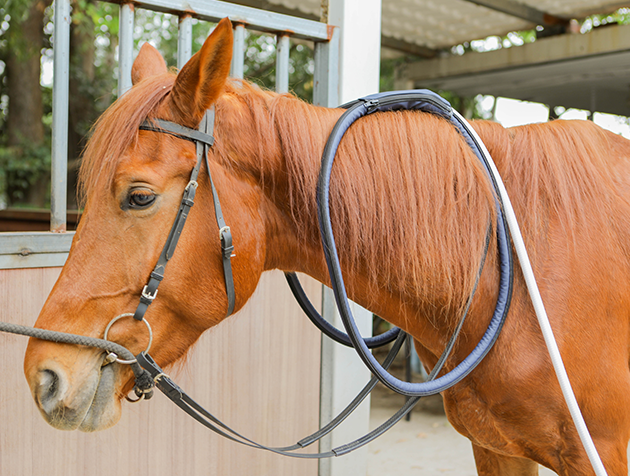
[0, 321, 153, 392]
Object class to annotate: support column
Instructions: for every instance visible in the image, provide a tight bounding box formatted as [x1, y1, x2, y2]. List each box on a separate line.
[117, 3, 134, 97]
[50, 0, 70, 232]
[319, 1, 382, 475]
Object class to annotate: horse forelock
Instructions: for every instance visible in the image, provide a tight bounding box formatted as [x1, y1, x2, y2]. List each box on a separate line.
[78, 73, 176, 205]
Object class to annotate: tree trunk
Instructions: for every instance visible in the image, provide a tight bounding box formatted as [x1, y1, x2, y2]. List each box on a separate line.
[67, 0, 97, 209]
[5, 0, 52, 207]
[6, 0, 49, 147]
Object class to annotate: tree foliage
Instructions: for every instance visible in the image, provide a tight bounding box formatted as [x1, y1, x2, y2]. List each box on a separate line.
[0, 4, 317, 208]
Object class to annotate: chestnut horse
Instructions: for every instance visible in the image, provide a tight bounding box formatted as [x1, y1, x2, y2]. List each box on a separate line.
[24, 18, 630, 475]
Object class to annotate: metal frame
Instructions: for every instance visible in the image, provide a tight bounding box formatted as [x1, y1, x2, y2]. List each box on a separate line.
[0, 0, 339, 270]
[461, 0, 568, 26]
[50, 0, 71, 233]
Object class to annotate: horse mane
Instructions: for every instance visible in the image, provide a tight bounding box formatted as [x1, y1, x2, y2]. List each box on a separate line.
[263, 94, 498, 320]
[473, 119, 630, 261]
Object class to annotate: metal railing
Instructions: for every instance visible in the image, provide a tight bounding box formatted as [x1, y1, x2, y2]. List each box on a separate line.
[0, 0, 339, 269]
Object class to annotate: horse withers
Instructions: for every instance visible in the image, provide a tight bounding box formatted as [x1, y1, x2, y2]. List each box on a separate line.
[24, 18, 630, 475]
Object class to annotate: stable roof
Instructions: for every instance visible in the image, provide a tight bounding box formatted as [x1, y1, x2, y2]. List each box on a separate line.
[232, 0, 630, 116]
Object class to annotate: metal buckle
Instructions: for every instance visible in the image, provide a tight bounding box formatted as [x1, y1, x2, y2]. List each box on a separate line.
[185, 180, 198, 192]
[142, 285, 158, 301]
[219, 226, 235, 257]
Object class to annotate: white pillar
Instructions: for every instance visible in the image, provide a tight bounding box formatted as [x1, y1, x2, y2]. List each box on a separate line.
[319, 1, 382, 476]
[330, 0, 382, 103]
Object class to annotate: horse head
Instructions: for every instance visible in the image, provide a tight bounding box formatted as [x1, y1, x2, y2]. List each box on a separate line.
[23, 18, 278, 431]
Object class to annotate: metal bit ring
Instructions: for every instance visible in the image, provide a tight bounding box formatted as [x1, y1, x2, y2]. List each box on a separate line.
[103, 313, 153, 365]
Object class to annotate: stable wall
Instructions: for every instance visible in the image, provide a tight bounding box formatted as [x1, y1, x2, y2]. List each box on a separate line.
[0, 267, 321, 476]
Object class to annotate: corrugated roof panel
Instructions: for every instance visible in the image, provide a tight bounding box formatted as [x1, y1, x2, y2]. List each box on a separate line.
[382, 0, 533, 48]
[520, 0, 626, 17]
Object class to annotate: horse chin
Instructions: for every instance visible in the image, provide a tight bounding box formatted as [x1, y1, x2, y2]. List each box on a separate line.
[32, 359, 123, 432]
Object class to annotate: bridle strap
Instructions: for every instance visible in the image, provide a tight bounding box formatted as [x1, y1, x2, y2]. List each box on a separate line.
[201, 109, 236, 317]
[140, 118, 215, 147]
[133, 108, 235, 322]
[134, 222, 489, 457]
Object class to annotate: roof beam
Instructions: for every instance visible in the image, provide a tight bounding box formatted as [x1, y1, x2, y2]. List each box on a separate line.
[461, 0, 569, 26]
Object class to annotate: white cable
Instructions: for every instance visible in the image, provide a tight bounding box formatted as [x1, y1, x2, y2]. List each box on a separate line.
[454, 111, 608, 476]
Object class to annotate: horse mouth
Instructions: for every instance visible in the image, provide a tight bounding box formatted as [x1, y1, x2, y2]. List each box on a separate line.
[32, 357, 123, 432]
[77, 362, 122, 431]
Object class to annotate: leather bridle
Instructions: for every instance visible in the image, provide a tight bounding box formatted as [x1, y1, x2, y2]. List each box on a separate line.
[133, 108, 236, 322]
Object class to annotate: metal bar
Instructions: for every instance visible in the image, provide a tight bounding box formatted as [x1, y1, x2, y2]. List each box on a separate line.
[225, 0, 436, 58]
[50, 0, 71, 233]
[461, 0, 568, 26]
[275, 34, 290, 93]
[381, 36, 437, 59]
[178, 14, 194, 69]
[313, 26, 339, 108]
[105, 0, 329, 41]
[231, 23, 246, 79]
[118, 3, 135, 97]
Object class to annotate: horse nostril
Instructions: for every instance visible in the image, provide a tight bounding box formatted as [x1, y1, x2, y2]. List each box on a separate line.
[37, 369, 62, 409]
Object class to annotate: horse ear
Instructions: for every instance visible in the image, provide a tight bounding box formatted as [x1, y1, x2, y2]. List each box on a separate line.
[132, 43, 168, 85]
[169, 17, 233, 128]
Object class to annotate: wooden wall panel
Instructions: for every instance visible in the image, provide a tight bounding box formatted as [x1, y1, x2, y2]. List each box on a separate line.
[0, 268, 321, 476]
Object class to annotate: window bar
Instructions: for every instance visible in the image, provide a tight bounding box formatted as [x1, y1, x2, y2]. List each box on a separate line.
[50, 0, 71, 232]
[275, 34, 290, 93]
[177, 14, 193, 68]
[231, 23, 246, 79]
[118, 3, 135, 97]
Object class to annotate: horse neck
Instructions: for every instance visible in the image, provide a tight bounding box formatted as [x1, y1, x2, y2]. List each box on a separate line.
[223, 91, 500, 357]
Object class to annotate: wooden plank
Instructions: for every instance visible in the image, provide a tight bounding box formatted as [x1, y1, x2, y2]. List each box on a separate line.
[0, 209, 81, 232]
[0, 268, 321, 475]
[0, 252, 69, 269]
[0, 232, 74, 255]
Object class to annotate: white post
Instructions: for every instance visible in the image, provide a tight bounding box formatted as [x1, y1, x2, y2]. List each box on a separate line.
[319, 1, 382, 476]
[117, 3, 134, 97]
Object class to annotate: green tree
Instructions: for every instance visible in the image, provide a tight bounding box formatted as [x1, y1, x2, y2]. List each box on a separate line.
[0, 0, 52, 207]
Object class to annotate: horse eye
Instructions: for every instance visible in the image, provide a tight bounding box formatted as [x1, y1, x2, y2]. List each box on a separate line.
[128, 189, 156, 209]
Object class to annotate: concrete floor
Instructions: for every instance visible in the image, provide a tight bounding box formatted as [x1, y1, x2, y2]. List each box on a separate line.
[366, 387, 558, 475]
[367, 404, 556, 476]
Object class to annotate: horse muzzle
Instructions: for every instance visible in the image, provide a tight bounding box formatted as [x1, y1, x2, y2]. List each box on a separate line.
[25, 344, 123, 432]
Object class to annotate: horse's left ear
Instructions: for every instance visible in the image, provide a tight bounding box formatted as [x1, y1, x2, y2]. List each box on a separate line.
[132, 43, 168, 85]
[169, 17, 234, 128]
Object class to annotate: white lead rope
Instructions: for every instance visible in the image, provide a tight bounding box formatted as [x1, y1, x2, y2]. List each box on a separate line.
[454, 111, 608, 476]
